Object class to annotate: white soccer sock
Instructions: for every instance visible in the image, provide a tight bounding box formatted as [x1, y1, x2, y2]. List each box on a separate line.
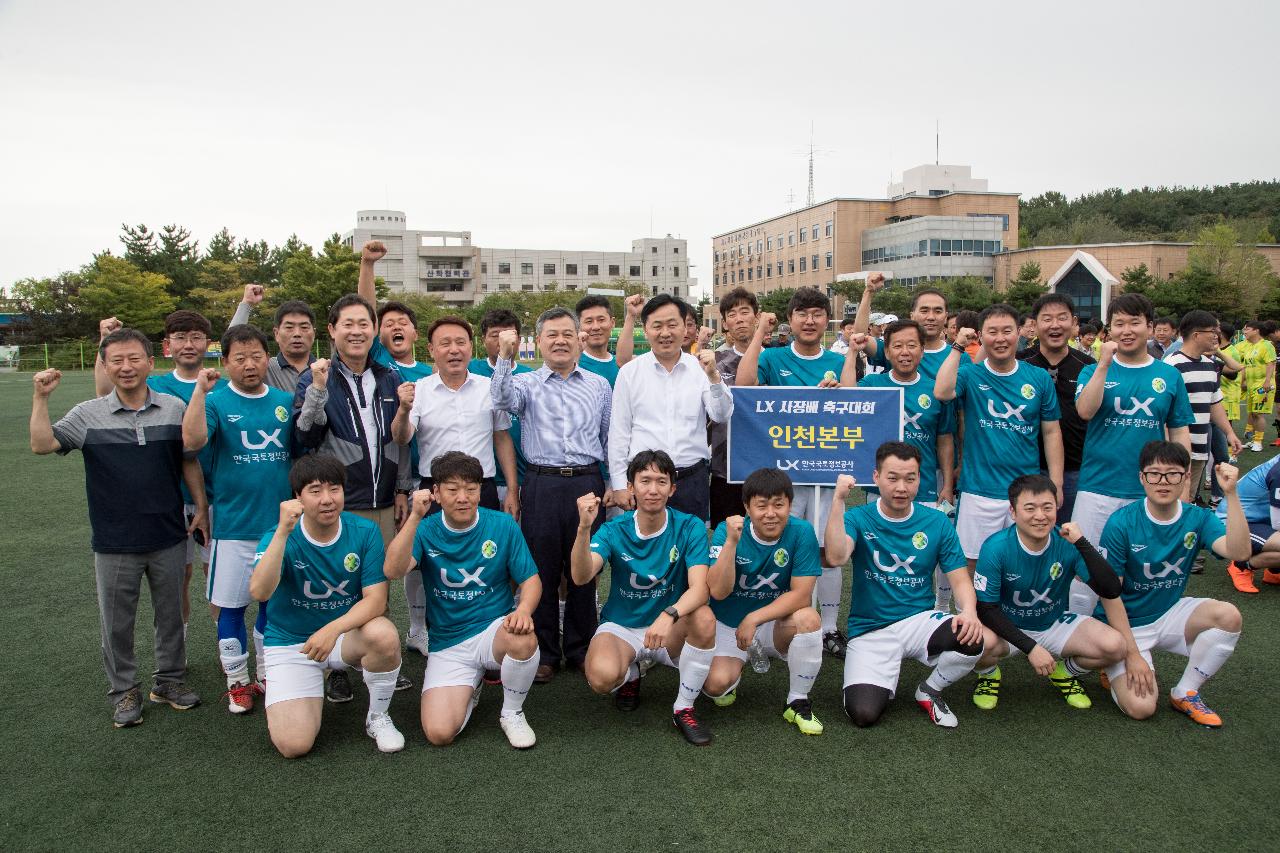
[405, 571, 427, 636]
[934, 567, 953, 611]
[816, 566, 842, 634]
[252, 629, 266, 681]
[1064, 657, 1090, 678]
[1068, 577, 1098, 616]
[925, 649, 981, 693]
[1173, 628, 1240, 697]
[976, 665, 999, 677]
[673, 644, 715, 712]
[218, 638, 249, 686]
[500, 651, 538, 716]
[363, 667, 400, 719]
[785, 629, 822, 703]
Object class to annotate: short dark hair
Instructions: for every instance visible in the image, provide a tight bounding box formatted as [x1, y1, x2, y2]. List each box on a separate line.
[641, 293, 691, 325]
[575, 294, 612, 316]
[274, 300, 315, 327]
[378, 300, 417, 326]
[955, 310, 980, 333]
[627, 449, 677, 483]
[327, 294, 375, 326]
[1262, 320, 1279, 337]
[910, 288, 947, 313]
[1107, 293, 1154, 326]
[883, 319, 924, 347]
[1178, 310, 1217, 339]
[875, 441, 921, 469]
[839, 317, 857, 330]
[1244, 319, 1262, 332]
[978, 303, 1019, 330]
[1080, 322, 1099, 336]
[164, 310, 211, 337]
[787, 287, 830, 318]
[1030, 293, 1075, 318]
[427, 315, 473, 343]
[1219, 321, 1237, 340]
[221, 323, 270, 358]
[718, 287, 759, 317]
[99, 328, 153, 359]
[430, 451, 484, 485]
[290, 454, 346, 496]
[1018, 313, 1031, 326]
[1008, 474, 1058, 506]
[1154, 315, 1178, 330]
[741, 468, 794, 505]
[479, 308, 520, 336]
[1138, 440, 1190, 471]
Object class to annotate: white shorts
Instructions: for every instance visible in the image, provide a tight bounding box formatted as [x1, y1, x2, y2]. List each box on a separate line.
[183, 504, 211, 566]
[843, 609, 952, 695]
[1105, 597, 1208, 680]
[594, 621, 676, 669]
[422, 615, 504, 692]
[713, 619, 781, 663]
[791, 485, 836, 547]
[263, 633, 349, 707]
[1072, 491, 1136, 545]
[957, 493, 1013, 559]
[207, 538, 257, 609]
[1000, 613, 1091, 659]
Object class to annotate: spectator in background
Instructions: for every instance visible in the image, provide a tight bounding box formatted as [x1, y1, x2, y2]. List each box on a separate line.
[1150, 316, 1178, 359]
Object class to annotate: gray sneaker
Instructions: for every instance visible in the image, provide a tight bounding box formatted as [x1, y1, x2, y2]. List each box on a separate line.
[113, 687, 144, 728]
[150, 681, 201, 710]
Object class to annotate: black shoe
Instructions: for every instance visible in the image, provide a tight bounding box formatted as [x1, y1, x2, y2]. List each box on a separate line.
[394, 674, 413, 692]
[112, 687, 144, 728]
[823, 630, 848, 659]
[672, 706, 713, 746]
[325, 669, 354, 703]
[614, 677, 641, 712]
[149, 681, 200, 710]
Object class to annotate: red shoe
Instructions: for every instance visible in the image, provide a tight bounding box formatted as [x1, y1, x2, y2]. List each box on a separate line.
[1169, 691, 1223, 728]
[1227, 562, 1259, 594]
[1263, 570, 1280, 586]
[226, 681, 255, 714]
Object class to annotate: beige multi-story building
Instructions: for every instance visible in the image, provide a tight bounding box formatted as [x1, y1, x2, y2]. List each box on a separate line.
[341, 210, 691, 306]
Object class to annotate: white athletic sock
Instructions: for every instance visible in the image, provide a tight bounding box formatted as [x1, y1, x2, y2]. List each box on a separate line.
[816, 566, 842, 634]
[925, 648, 981, 693]
[1173, 628, 1240, 697]
[252, 628, 266, 681]
[218, 638, 249, 686]
[1064, 657, 1090, 678]
[934, 567, 953, 611]
[1068, 577, 1098, 616]
[405, 571, 427, 636]
[785, 629, 822, 703]
[500, 651, 538, 716]
[363, 667, 400, 719]
[673, 644, 714, 712]
[976, 665, 998, 677]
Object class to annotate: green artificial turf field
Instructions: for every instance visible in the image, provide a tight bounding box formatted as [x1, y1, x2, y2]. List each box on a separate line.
[1, 370, 1277, 852]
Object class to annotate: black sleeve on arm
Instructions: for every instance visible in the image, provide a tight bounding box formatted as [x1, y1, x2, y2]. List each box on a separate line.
[1075, 537, 1122, 599]
[976, 601, 1037, 655]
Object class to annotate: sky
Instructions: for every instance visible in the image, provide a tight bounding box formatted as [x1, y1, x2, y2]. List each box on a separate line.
[2, 0, 1277, 298]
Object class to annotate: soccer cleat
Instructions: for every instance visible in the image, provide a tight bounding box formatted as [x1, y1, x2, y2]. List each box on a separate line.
[394, 674, 414, 692]
[226, 681, 255, 714]
[1049, 661, 1092, 709]
[710, 688, 737, 708]
[325, 669, 354, 703]
[365, 712, 406, 753]
[113, 688, 144, 728]
[782, 698, 824, 735]
[1227, 562, 1260, 594]
[1263, 570, 1280, 586]
[1250, 441, 1263, 452]
[250, 680, 266, 698]
[914, 683, 959, 728]
[499, 712, 537, 749]
[972, 668, 1001, 710]
[405, 630, 429, 657]
[149, 681, 200, 711]
[672, 707, 713, 745]
[614, 677, 642, 712]
[1169, 690, 1223, 728]
[822, 630, 848, 659]
[1098, 670, 1111, 692]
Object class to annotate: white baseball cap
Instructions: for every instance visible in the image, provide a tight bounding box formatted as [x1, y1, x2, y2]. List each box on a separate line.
[882, 314, 899, 324]
[869, 312, 887, 325]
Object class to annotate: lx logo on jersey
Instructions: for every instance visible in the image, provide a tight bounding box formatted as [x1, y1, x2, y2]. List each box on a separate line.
[1011, 586, 1053, 607]
[240, 428, 284, 450]
[1142, 557, 1186, 579]
[629, 573, 663, 590]
[873, 551, 917, 575]
[739, 573, 780, 591]
[903, 411, 924, 430]
[1113, 397, 1155, 417]
[986, 400, 1027, 422]
[303, 579, 352, 600]
[439, 566, 487, 588]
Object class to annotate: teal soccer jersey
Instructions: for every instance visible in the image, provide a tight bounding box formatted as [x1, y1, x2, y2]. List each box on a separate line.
[708, 516, 822, 628]
[953, 359, 1059, 499]
[148, 370, 224, 504]
[593, 508, 710, 629]
[1075, 358, 1195, 499]
[872, 342, 951, 381]
[859, 372, 955, 502]
[411, 508, 538, 652]
[371, 337, 433, 382]
[470, 357, 531, 486]
[578, 352, 620, 387]
[843, 501, 967, 638]
[974, 526, 1089, 631]
[757, 343, 845, 386]
[255, 513, 387, 646]
[1097, 499, 1225, 628]
[204, 384, 295, 540]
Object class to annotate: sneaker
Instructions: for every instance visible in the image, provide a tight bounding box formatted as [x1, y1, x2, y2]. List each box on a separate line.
[822, 630, 848, 659]
[394, 674, 414, 692]
[499, 711, 537, 749]
[326, 669, 354, 703]
[1263, 570, 1280, 586]
[1190, 555, 1205, 575]
[672, 706, 713, 746]
[1049, 661, 1092, 709]
[614, 677, 641, 712]
[782, 698, 824, 735]
[1250, 441, 1263, 452]
[914, 683, 959, 728]
[250, 680, 266, 697]
[710, 687, 737, 708]
[149, 681, 200, 711]
[365, 712, 406, 753]
[226, 681, 255, 714]
[112, 687, 144, 728]
[972, 668, 1001, 710]
[1227, 562, 1259, 594]
[405, 630, 429, 657]
[1169, 690, 1223, 727]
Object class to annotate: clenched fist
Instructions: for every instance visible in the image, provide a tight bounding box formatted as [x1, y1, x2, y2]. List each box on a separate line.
[195, 367, 221, 393]
[953, 327, 978, 349]
[410, 489, 434, 518]
[32, 368, 61, 398]
[865, 272, 886, 293]
[1215, 463, 1240, 494]
[243, 283, 264, 306]
[698, 349, 721, 382]
[99, 317, 122, 341]
[397, 381, 415, 408]
[724, 515, 744, 541]
[625, 293, 645, 321]
[310, 358, 331, 389]
[757, 312, 778, 337]
[1099, 340, 1118, 364]
[498, 328, 519, 361]
[361, 241, 387, 264]
[577, 492, 601, 529]
[834, 473, 857, 501]
[1058, 522, 1082, 544]
[279, 499, 304, 531]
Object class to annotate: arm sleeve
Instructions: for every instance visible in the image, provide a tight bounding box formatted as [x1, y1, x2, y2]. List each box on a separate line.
[361, 525, 388, 586]
[50, 403, 88, 453]
[292, 370, 329, 448]
[976, 601, 1038, 655]
[708, 522, 727, 559]
[489, 357, 527, 415]
[588, 523, 613, 565]
[756, 348, 774, 385]
[230, 301, 252, 328]
[681, 516, 711, 568]
[1074, 537, 1122, 599]
[1201, 510, 1228, 558]
[702, 377, 733, 424]
[790, 524, 822, 578]
[1167, 372, 1196, 429]
[1268, 465, 1280, 531]
[1040, 371, 1061, 421]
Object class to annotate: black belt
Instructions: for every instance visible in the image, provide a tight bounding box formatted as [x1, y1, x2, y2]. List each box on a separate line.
[675, 459, 708, 481]
[528, 464, 599, 478]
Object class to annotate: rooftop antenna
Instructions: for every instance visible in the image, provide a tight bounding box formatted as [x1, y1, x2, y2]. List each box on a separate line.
[786, 188, 796, 212]
[807, 121, 816, 207]
[935, 119, 940, 166]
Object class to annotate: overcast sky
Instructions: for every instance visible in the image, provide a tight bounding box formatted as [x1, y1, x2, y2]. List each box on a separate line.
[2, 0, 1276, 297]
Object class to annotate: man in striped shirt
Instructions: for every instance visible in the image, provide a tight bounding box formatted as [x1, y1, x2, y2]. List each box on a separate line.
[1164, 310, 1243, 505]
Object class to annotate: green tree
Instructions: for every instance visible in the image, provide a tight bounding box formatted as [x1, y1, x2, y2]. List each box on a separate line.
[938, 276, 996, 312]
[274, 234, 387, 324]
[757, 288, 796, 318]
[74, 255, 176, 333]
[205, 228, 238, 264]
[189, 258, 257, 327]
[1120, 263, 1156, 296]
[1003, 261, 1048, 314]
[1182, 222, 1276, 320]
[9, 272, 95, 341]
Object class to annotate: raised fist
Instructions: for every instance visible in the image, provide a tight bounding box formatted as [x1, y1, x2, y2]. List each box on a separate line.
[279, 499, 304, 530]
[834, 473, 857, 501]
[361, 241, 387, 263]
[410, 489, 434, 518]
[577, 492, 601, 528]
[243, 283, 264, 306]
[310, 358, 331, 389]
[724, 515, 744, 541]
[954, 327, 978, 349]
[195, 368, 221, 393]
[99, 317, 122, 341]
[697, 326, 713, 347]
[625, 293, 645, 321]
[698, 349, 721, 382]
[1215, 463, 1240, 494]
[758, 312, 778, 335]
[848, 332, 869, 352]
[1099, 340, 1118, 363]
[397, 381, 415, 408]
[499, 328, 519, 360]
[1058, 522, 1082, 544]
[33, 368, 61, 398]
[866, 272, 886, 293]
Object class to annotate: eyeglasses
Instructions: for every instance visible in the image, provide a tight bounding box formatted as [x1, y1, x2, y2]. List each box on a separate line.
[1140, 470, 1187, 484]
[169, 333, 207, 344]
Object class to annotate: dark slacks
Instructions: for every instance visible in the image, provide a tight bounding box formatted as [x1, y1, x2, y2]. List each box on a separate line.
[709, 474, 745, 529]
[667, 459, 710, 522]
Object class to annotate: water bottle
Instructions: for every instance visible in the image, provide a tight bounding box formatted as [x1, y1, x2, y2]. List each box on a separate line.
[748, 639, 770, 674]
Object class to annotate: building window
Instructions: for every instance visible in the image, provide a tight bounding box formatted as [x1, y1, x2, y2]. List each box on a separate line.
[673, 266, 680, 277]
[713, 274, 719, 286]
[776, 261, 783, 276]
[481, 262, 488, 274]
[587, 264, 599, 276]
[766, 265, 772, 278]
[756, 239, 763, 253]
[566, 263, 578, 275]
[544, 263, 556, 275]
[629, 265, 640, 277]
[738, 270, 744, 282]
[800, 256, 807, 272]
[788, 259, 795, 274]
[812, 254, 819, 271]
[767, 236, 773, 251]
[652, 265, 658, 276]
[756, 265, 762, 279]
[713, 251, 719, 263]
[811, 226, 819, 240]
[747, 268, 753, 281]
[498, 262, 511, 274]
[521, 262, 534, 275]
[788, 231, 794, 246]
[607, 264, 619, 276]
[522, 284, 535, 291]
[799, 228, 806, 244]
[825, 219, 833, 237]
[651, 246, 658, 253]
[825, 252, 832, 269]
